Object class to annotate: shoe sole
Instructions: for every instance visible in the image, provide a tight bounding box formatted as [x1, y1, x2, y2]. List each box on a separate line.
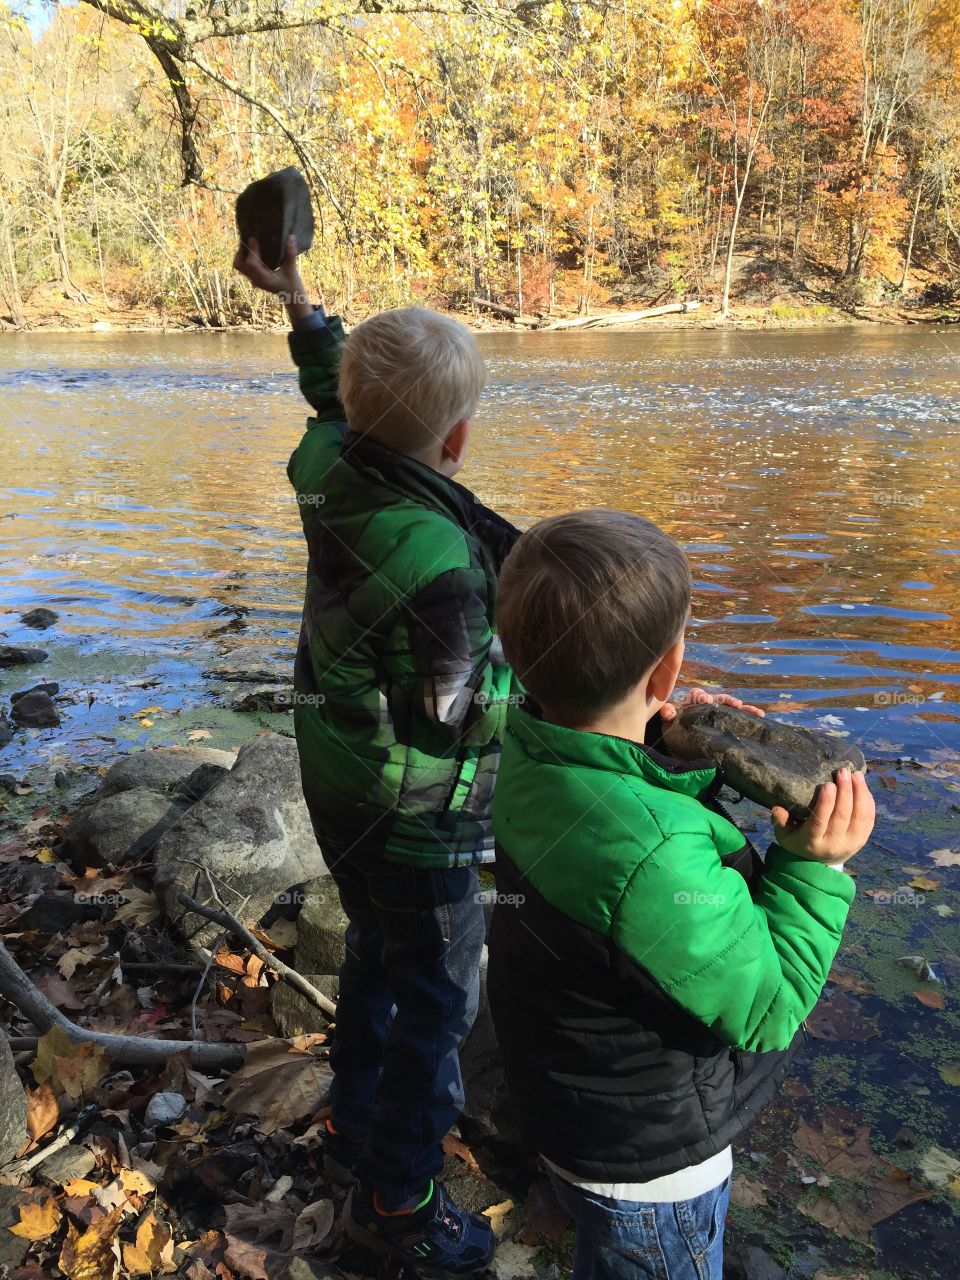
[342, 1189, 491, 1279]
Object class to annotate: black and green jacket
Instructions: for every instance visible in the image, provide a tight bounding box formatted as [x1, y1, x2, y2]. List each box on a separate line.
[286, 317, 519, 868]
[487, 704, 856, 1181]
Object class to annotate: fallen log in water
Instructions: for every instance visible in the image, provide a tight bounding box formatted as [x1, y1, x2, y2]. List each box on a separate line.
[541, 301, 700, 331]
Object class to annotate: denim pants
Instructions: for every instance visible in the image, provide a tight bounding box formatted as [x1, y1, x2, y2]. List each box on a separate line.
[548, 1170, 731, 1280]
[323, 850, 486, 1206]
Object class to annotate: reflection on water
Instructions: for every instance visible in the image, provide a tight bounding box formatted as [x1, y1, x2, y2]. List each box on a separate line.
[0, 325, 958, 768]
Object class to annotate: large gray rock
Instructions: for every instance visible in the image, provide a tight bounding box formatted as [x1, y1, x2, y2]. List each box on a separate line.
[10, 689, 60, 728]
[235, 167, 314, 270]
[0, 1032, 27, 1168]
[662, 703, 867, 819]
[154, 733, 329, 938]
[0, 645, 47, 667]
[270, 973, 338, 1037]
[95, 745, 237, 799]
[295, 879, 349, 976]
[64, 788, 189, 869]
[20, 607, 58, 629]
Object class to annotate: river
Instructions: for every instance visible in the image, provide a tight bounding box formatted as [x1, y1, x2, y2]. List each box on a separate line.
[1, 325, 959, 1274]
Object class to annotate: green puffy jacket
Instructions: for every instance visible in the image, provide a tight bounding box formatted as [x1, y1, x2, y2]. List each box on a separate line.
[286, 317, 519, 868]
[488, 704, 857, 1178]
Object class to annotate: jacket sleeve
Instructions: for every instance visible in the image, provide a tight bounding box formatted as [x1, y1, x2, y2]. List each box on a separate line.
[395, 565, 514, 749]
[287, 312, 347, 421]
[611, 833, 855, 1053]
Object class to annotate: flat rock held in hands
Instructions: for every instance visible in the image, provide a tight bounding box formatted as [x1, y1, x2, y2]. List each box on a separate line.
[661, 703, 866, 819]
[236, 167, 314, 270]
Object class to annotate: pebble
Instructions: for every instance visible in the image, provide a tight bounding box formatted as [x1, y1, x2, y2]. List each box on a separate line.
[144, 1091, 188, 1128]
[10, 690, 61, 728]
[0, 646, 48, 668]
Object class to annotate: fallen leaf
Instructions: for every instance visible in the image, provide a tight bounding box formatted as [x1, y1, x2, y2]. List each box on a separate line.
[59, 1203, 125, 1280]
[114, 888, 161, 926]
[909, 875, 940, 891]
[914, 988, 945, 1010]
[135, 707, 162, 717]
[33, 1026, 109, 1098]
[139, 719, 154, 729]
[937, 1063, 960, 1087]
[442, 1131, 484, 1175]
[59, 947, 106, 980]
[37, 973, 85, 1010]
[934, 904, 955, 918]
[26, 1082, 59, 1141]
[491, 1240, 539, 1279]
[62, 1178, 100, 1197]
[483, 1199, 516, 1240]
[223, 1039, 332, 1134]
[36, 847, 56, 864]
[122, 1211, 176, 1275]
[291, 1200, 334, 1250]
[928, 848, 960, 867]
[186, 729, 212, 742]
[805, 991, 879, 1041]
[10, 1194, 62, 1240]
[730, 1174, 768, 1209]
[919, 1145, 960, 1198]
[523, 1177, 570, 1242]
[827, 965, 874, 996]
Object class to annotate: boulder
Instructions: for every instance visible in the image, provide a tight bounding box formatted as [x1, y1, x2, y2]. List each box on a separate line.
[0, 645, 47, 667]
[154, 733, 329, 939]
[11, 682, 59, 702]
[64, 788, 189, 869]
[460, 946, 523, 1148]
[662, 703, 867, 819]
[0, 1032, 27, 1168]
[10, 690, 60, 728]
[270, 974, 339, 1037]
[95, 745, 237, 800]
[20, 608, 58, 629]
[295, 879, 349, 976]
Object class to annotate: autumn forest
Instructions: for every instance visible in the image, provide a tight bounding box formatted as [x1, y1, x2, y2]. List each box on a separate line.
[1, 0, 959, 327]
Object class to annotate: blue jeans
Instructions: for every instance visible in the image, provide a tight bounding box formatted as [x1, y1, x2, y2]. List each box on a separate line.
[324, 851, 485, 1206]
[548, 1171, 731, 1280]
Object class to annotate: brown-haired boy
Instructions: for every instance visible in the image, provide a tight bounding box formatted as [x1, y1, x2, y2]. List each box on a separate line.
[488, 509, 873, 1280]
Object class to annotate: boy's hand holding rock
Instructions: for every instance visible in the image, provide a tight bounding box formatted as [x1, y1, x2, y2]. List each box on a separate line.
[772, 767, 874, 865]
[233, 234, 313, 324]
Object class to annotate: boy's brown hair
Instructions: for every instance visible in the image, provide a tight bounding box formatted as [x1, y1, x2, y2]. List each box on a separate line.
[497, 509, 691, 721]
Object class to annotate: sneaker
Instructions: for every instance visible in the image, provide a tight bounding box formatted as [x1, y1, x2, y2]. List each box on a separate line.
[321, 1118, 364, 1189]
[343, 1180, 495, 1277]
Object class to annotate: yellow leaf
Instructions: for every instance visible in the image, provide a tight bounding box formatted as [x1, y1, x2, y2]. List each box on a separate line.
[122, 1211, 176, 1275]
[114, 888, 161, 926]
[118, 1168, 156, 1196]
[910, 876, 940, 891]
[62, 1178, 100, 1196]
[139, 719, 154, 729]
[59, 1203, 124, 1280]
[10, 1194, 61, 1240]
[186, 728, 211, 742]
[37, 846, 56, 864]
[135, 706, 162, 717]
[482, 1198, 516, 1239]
[33, 1026, 109, 1098]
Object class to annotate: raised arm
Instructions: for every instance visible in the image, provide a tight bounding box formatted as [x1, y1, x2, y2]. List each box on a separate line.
[233, 233, 345, 420]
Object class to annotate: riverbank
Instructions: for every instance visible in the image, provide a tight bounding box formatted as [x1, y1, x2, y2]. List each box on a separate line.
[3, 285, 958, 336]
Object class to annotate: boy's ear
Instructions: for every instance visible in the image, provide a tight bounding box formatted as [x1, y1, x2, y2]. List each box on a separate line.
[441, 418, 470, 465]
[648, 636, 685, 704]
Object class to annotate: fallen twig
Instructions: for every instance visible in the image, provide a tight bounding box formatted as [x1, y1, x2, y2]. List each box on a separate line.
[175, 891, 337, 1019]
[7, 1104, 98, 1178]
[0, 936, 245, 1068]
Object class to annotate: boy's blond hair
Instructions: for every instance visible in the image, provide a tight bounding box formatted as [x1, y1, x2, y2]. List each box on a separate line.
[338, 307, 485, 458]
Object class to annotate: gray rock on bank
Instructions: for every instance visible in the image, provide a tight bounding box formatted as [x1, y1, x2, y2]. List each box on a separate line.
[20, 608, 58, 629]
[0, 1032, 27, 1168]
[0, 645, 47, 668]
[10, 689, 60, 728]
[153, 733, 329, 940]
[662, 702, 867, 819]
[63, 745, 237, 870]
